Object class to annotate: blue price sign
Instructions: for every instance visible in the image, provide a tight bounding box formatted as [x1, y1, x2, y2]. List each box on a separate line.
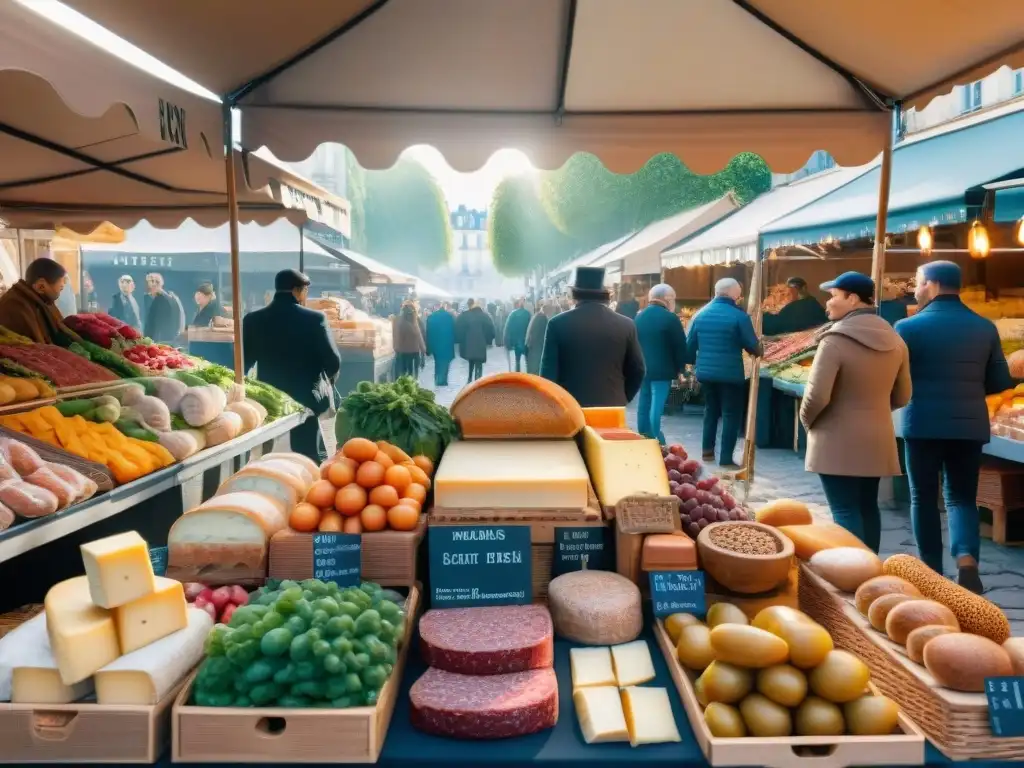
[312, 533, 361, 587]
[986, 677, 1024, 737]
[553, 526, 611, 576]
[149, 546, 168, 577]
[429, 525, 532, 608]
[649, 570, 706, 617]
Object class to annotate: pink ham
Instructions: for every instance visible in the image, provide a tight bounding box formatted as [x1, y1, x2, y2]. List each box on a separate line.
[409, 667, 558, 739]
[419, 605, 553, 675]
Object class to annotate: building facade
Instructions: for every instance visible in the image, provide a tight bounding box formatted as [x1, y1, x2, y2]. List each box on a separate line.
[903, 65, 1024, 135]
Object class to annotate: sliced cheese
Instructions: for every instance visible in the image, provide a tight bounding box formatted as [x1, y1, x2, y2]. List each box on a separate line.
[434, 440, 589, 509]
[581, 426, 670, 507]
[95, 606, 212, 705]
[216, 468, 300, 515]
[114, 576, 188, 654]
[45, 576, 120, 685]
[611, 640, 656, 687]
[621, 686, 681, 746]
[80, 530, 156, 609]
[570, 646, 617, 691]
[1, 614, 93, 704]
[582, 406, 627, 429]
[574, 685, 629, 744]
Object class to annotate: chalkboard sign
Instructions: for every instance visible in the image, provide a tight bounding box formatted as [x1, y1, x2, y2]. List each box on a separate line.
[149, 546, 168, 577]
[553, 526, 611, 576]
[429, 525, 531, 608]
[986, 677, 1024, 737]
[312, 533, 361, 587]
[649, 570, 706, 618]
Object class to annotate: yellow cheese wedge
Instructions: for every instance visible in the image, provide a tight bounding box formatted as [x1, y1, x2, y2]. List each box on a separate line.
[611, 639, 656, 687]
[581, 427, 670, 507]
[44, 576, 120, 685]
[574, 685, 629, 744]
[570, 646, 617, 691]
[80, 531, 156, 609]
[113, 576, 188, 654]
[2, 614, 93, 704]
[621, 686, 681, 746]
[582, 406, 627, 429]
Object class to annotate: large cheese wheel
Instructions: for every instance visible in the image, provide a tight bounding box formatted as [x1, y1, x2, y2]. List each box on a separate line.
[547, 570, 642, 645]
[450, 372, 585, 439]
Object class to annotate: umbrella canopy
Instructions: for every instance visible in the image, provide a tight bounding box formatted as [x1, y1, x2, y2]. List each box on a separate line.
[64, 0, 1024, 172]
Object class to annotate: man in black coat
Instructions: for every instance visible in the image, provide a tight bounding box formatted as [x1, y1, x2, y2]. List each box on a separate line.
[143, 273, 180, 343]
[540, 267, 645, 407]
[243, 270, 341, 462]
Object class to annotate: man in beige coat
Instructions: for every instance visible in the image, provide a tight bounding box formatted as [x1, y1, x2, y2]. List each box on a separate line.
[800, 272, 912, 552]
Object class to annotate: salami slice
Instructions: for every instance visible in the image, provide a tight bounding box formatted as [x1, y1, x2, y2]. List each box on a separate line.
[409, 667, 558, 739]
[419, 605, 553, 675]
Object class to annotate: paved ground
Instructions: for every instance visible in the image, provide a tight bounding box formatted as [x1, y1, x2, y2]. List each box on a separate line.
[418, 353, 1024, 633]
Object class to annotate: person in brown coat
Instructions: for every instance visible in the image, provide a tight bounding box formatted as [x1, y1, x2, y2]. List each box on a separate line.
[393, 302, 426, 378]
[0, 257, 72, 344]
[800, 272, 911, 553]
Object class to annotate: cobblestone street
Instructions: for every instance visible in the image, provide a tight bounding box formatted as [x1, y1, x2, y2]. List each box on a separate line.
[417, 352, 1024, 633]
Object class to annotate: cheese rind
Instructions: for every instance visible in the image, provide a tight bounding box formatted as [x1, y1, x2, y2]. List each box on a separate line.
[574, 685, 629, 744]
[621, 686, 681, 746]
[581, 427, 670, 506]
[80, 531, 156, 609]
[45, 576, 120, 685]
[1, 614, 94, 703]
[113, 576, 188, 654]
[582, 407, 627, 429]
[95, 606, 213, 704]
[570, 646, 617, 690]
[434, 440, 590, 509]
[611, 640, 656, 687]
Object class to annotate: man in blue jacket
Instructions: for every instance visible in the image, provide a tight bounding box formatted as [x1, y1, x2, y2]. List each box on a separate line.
[896, 261, 1013, 593]
[634, 284, 688, 443]
[687, 278, 763, 469]
[503, 299, 532, 372]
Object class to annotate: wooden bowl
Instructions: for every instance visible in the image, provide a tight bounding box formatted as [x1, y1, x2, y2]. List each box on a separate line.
[696, 521, 794, 595]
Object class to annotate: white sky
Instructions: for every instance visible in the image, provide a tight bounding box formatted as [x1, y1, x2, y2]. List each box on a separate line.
[17, 0, 534, 210]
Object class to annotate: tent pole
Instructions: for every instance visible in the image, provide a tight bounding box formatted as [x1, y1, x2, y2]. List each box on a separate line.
[870, 109, 897, 307]
[740, 255, 764, 498]
[223, 107, 244, 384]
[299, 224, 305, 273]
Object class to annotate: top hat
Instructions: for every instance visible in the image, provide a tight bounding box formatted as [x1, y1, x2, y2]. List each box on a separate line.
[570, 266, 611, 298]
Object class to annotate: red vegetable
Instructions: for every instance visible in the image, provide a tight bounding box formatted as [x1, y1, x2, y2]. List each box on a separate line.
[210, 586, 233, 612]
[220, 603, 238, 624]
[229, 585, 249, 606]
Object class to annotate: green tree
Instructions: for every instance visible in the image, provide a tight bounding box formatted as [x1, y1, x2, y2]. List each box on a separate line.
[488, 176, 580, 277]
[344, 148, 368, 252]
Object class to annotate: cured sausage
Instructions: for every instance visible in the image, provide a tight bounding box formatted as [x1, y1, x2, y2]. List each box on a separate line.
[419, 605, 553, 675]
[0, 480, 58, 518]
[0, 439, 45, 476]
[43, 463, 97, 505]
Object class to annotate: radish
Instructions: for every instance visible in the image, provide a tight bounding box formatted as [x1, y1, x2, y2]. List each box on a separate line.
[229, 585, 249, 606]
[220, 604, 238, 624]
[182, 582, 206, 601]
[210, 586, 233, 612]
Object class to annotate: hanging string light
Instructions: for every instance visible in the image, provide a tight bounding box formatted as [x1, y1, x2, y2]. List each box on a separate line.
[1016, 216, 1024, 247]
[967, 221, 990, 259]
[916, 225, 933, 254]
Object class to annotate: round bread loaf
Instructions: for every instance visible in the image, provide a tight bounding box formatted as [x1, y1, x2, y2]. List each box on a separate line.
[855, 575, 922, 616]
[885, 600, 959, 645]
[923, 633, 1012, 692]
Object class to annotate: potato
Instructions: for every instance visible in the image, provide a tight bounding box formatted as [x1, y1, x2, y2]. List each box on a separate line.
[707, 602, 749, 628]
[795, 696, 845, 736]
[757, 664, 808, 708]
[844, 694, 900, 735]
[704, 702, 747, 738]
[676, 624, 715, 671]
[739, 693, 793, 737]
[709, 625, 790, 668]
[664, 612, 703, 643]
[752, 605, 813, 634]
[698, 661, 754, 704]
[809, 650, 871, 703]
[694, 674, 710, 707]
[765, 618, 834, 669]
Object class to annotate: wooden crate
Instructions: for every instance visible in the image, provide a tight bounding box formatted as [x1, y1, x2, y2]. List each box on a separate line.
[977, 457, 1024, 545]
[172, 584, 420, 763]
[0, 677, 185, 764]
[799, 563, 1024, 760]
[652, 618, 924, 768]
[268, 517, 426, 586]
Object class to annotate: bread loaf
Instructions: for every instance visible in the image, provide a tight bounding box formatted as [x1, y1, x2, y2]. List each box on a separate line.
[756, 499, 813, 528]
[808, 548, 882, 592]
[906, 625, 958, 664]
[867, 594, 915, 633]
[884, 600, 959, 645]
[854, 575, 922, 616]
[450, 372, 585, 439]
[923, 633, 1012, 692]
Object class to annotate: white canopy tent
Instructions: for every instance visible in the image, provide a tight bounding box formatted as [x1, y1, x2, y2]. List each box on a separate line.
[547, 232, 637, 282]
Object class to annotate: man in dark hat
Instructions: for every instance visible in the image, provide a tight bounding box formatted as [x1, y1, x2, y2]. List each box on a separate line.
[539, 266, 645, 407]
[762, 276, 828, 336]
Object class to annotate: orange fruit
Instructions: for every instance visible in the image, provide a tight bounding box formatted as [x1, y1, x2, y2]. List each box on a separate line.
[369, 484, 400, 509]
[412, 455, 434, 476]
[383, 464, 412, 493]
[318, 509, 344, 532]
[355, 460, 386, 489]
[373, 451, 395, 469]
[342, 438, 378, 463]
[377, 441, 412, 464]
[326, 461, 355, 488]
[289, 502, 321, 532]
[360, 504, 387, 532]
[408, 465, 431, 490]
[335, 483, 367, 517]
[404, 482, 427, 505]
[387, 504, 419, 531]
[399, 497, 422, 513]
[306, 479, 337, 509]
[319, 460, 336, 480]
[342, 515, 363, 534]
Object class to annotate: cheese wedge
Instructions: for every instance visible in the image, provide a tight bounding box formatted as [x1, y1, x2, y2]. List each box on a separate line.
[611, 640, 656, 687]
[621, 686, 681, 746]
[581, 426, 670, 506]
[582, 406, 627, 429]
[45, 576, 120, 685]
[574, 685, 629, 744]
[80, 530, 156, 609]
[114, 576, 188, 654]
[1, 614, 93, 704]
[570, 646, 616, 691]
[95, 606, 213, 704]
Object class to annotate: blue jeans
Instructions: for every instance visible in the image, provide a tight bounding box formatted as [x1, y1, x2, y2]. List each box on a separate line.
[637, 378, 671, 444]
[905, 439, 983, 574]
[819, 474, 881, 552]
[701, 381, 744, 464]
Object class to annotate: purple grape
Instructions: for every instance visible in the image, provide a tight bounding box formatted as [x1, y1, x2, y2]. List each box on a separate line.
[711, 495, 724, 509]
[717, 509, 730, 522]
[683, 498, 699, 512]
[687, 522, 701, 538]
[697, 517, 710, 530]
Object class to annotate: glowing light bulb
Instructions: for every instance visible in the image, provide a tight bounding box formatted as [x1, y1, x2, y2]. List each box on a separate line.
[917, 225, 933, 253]
[968, 221, 990, 259]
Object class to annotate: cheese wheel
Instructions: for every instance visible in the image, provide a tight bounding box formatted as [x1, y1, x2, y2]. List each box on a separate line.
[547, 570, 642, 645]
[450, 372, 585, 439]
[1, 614, 94, 704]
[261, 452, 319, 483]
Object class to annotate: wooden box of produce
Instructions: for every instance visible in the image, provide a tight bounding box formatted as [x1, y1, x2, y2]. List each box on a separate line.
[171, 583, 420, 764]
[268, 518, 426, 586]
[652, 618, 924, 768]
[799, 562, 1024, 760]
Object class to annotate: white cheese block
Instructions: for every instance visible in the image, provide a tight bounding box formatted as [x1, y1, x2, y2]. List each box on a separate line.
[95, 606, 213, 705]
[621, 686, 681, 746]
[570, 646, 616, 691]
[574, 685, 629, 744]
[114, 576, 188, 654]
[1, 614, 93, 704]
[581, 426, 670, 506]
[611, 640, 656, 687]
[80, 530, 156, 609]
[44, 576, 120, 685]
[434, 440, 590, 509]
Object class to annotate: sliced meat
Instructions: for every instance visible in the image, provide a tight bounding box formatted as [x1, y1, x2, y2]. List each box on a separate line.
[409, 667, 558, 739]
[419, 605, 553, 675]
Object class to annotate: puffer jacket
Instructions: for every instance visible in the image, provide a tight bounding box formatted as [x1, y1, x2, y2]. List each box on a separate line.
[687, 296, 761, 383]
